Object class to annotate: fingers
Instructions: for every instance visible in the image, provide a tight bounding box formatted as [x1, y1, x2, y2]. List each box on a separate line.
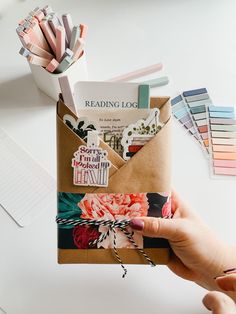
[216, 274, 236, 292]
[203, 291, 236, 314]
[130, 216, 183, 240]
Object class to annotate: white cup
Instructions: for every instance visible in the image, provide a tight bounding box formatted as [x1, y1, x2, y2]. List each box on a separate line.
[29, 53, 88, 101]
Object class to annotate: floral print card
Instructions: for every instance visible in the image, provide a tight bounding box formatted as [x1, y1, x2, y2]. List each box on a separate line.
[58, 192, 171, 250]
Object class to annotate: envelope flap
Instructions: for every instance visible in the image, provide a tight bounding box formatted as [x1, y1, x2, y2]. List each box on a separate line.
[94, 116, 172, 193]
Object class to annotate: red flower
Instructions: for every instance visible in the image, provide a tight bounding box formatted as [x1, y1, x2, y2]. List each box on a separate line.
[73, 225, 100, 249]
[162, 198, 172, 218]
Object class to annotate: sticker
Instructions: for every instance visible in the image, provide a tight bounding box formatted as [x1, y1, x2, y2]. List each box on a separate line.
[121, 109, 163, 160]
[72, 131, 111, 187]
[63, 114, 99, 141]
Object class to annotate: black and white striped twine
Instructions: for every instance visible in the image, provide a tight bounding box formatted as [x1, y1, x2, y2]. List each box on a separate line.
[56, 217, 156, 278]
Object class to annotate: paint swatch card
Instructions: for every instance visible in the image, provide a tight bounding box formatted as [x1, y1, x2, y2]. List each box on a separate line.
[208, 105, 236, 177]
[171, 94, 201, 143]
[182, 88, 212, 154]
[73, 81, 150, 110]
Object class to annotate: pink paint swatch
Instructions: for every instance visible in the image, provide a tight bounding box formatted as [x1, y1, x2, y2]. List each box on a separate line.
[214, 167, 236, 176]
[213, 160, 236, 168]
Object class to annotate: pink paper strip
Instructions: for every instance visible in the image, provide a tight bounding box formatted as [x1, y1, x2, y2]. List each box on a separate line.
[213, 160, 236, 168]
[214, 167, 236, 176]
[108, 63, 163, 82]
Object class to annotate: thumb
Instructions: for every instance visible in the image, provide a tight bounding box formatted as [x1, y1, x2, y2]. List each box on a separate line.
[130, 216, 182, 241]
[216, 274, 236, 292]
[203, 291, 236, 314]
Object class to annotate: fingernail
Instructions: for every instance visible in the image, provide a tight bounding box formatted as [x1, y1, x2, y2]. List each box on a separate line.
[223, 268, 236, 274]
[130, 219, 144, 231]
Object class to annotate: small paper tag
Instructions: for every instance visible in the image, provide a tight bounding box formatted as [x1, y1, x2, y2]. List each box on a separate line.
[121, 108, 163, 160]
[72, 131, 111, 187]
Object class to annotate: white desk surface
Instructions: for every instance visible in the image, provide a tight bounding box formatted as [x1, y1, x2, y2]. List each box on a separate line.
[0, 1, 236, 313]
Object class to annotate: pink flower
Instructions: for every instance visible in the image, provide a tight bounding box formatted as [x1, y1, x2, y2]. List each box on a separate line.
[79, 193, 148, 220]
[73, 225, 100, 249]
[78, 193, 149, 248]
[162, 198, 172, 218]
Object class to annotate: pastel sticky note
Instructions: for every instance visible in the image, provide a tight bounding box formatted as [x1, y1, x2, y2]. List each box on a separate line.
[171, 95, 183, 106]
[203, 139, 209, 147]
[171, 101, 186, 111]
[190, 105, 206, 114]
[62, 13, 73, 43]
[208, 105, 234, 113]
[19, 47, 30, 57]
[212, 138, 236, 145]
[193, 112, 207, 120]
[214, 167, 236, 176]
[183, 88, 207, 97]
[196, 119, 207, 127]
[210, 125, 236, 132]
[173, 108, 189, 119]
[209, 112, 235, 119]
[185, 93, 209, 103]
[179, 115, 191, 124]
[210, 118, 236, 125]
[55, 56, 73, 73]
[201, 132, 208, 140]
[138, 84, 150, 108]
[213, 160, 236, 168]
[142, 76, 169, 88]
[213, 152, 236, 160]
[184, 121, 194, 128]
[198, 125, 208, 133]
[211, 131, 236, 138]
[189, 126, 197, 134]
[212, 145, 236, 152]
[187, 99, 212, 108]
[70, 25, 81, 50]
[46, 58, 59, 73]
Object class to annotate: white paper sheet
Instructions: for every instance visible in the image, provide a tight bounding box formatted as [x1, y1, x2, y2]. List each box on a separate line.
[0, 128, 55, 227]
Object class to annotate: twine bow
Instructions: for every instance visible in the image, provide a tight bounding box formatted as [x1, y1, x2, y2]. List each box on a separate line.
[56, 217, 156, 278]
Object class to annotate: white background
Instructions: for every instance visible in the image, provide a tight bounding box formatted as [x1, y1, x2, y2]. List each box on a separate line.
[0, 1, 236, 313]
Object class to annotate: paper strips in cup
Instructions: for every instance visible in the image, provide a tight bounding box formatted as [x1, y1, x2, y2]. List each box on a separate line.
[56, 95, 172, 265]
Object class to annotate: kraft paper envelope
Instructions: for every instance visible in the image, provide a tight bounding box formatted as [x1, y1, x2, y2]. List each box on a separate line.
[57, 95, 171, 264]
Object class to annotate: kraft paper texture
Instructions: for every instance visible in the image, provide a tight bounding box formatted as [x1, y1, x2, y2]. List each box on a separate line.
[57, 95, 171, 264]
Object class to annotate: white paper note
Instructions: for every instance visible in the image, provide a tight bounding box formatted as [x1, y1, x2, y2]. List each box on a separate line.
[0, 128, 55, 227]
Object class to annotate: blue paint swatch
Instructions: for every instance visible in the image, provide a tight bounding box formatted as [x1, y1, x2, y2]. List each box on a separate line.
[183, 88, 207, 97]
[209, 112, 235, 119]
[171, 95, 183, 106]
[173, 108, 189, 119]
[208, 105, 235, 113]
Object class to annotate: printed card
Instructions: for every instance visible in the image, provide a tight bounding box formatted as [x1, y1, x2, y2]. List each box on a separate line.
[73, 81, 149, 110]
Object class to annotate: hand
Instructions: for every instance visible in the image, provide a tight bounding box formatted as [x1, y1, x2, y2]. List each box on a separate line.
[203, 291, 236, 314]
[203, 273, 236, 313]
[130, 191, 236, 291]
